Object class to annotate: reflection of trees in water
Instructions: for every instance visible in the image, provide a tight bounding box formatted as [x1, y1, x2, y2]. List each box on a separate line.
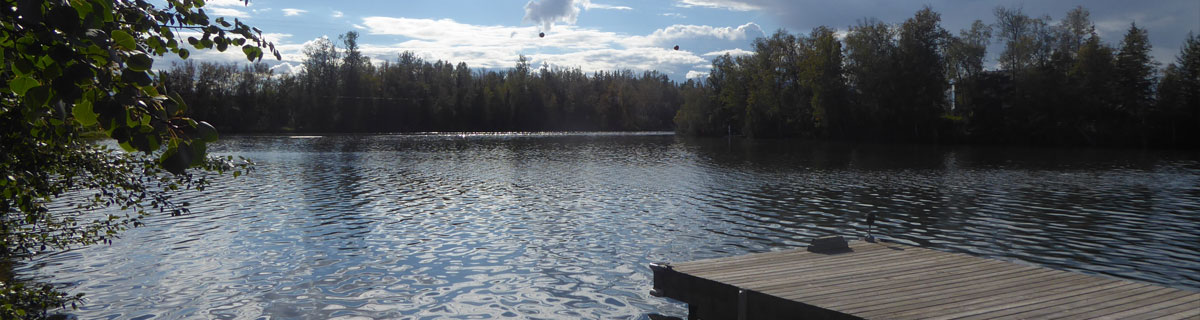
[295, 137, 372, 250]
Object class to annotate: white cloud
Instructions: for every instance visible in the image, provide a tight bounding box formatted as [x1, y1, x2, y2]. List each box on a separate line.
[203, 0, 251, 7]
[834, 30, 848, 40]
[207, 7, 249, 18]
[524, 0, 581, 31]
[353, 16, 748, 78]
[660, 13, 686, 18]
[585, 2, 633, 10]
[685, 70, 709, 79]
[179, 14, 753, 80]
[675, 0, 760, 11]
[270, 62, 301, 75]
[533, 48, 704, 72]
[332, 10, 344, 18]
[281, 8, 306, 16]
[523, 0, 632, 31]
[701, 48, 753, 57]
[625, 22, 763, 47]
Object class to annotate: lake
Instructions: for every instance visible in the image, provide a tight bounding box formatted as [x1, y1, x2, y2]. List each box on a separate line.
[20, 133, 1200, 319]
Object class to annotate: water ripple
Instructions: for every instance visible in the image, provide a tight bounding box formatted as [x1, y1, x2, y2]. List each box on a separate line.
[18, 133, 1200, 319]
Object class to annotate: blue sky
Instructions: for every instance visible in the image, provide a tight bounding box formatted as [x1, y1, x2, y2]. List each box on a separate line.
[187, 0, 1200, 81]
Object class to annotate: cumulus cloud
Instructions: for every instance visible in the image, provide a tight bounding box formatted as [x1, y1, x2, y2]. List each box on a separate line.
[585, 2, 633, 10]
[197, 0, 252, 17]
[701, 48, 754, 57]
[203, 0, 251, 7]
[685, 70, 709, 79]
[675, 0, 760, 11]
[523, 0, 632, 31]
[281, 8, 306, 16]
[524, 0, 581, 31]
[352, 16, 758, 79]
[270, 62, 301, 75]
[207, 7, 249, 18]
[332, 10, 344, 18]
[203, 14, 756, 80]
[534, 47, 705, 72]
[625, 22, 763, 47]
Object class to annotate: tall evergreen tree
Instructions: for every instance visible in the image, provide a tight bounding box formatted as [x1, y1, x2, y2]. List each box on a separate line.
[1114, 23, 1158, 144]
[895, 6, 950, 140]
[844, 18, 897, 139]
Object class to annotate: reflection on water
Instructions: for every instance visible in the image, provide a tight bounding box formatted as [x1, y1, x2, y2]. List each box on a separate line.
[19, 133, 1200, 319]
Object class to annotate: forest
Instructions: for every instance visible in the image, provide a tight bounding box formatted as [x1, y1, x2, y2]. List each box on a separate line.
[163, 32, 680, 133]
[163, 5, 1200, 147]
[676, 6, 1200, 147]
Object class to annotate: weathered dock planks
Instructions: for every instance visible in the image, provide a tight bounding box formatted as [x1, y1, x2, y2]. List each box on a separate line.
[650, 240, 1199, 319]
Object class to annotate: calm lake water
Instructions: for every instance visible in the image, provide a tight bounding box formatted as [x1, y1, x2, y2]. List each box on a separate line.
[21, 132, 1200, 319]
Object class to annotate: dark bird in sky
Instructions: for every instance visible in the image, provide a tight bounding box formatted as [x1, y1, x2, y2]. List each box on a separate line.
[673, 45, 679, 50]
[539, 32, 545, 38]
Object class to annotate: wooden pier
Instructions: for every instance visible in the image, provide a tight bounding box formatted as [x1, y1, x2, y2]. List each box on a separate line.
[650, 239, 1199, 319]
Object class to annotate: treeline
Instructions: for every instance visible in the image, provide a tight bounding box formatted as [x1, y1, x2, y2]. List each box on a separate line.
[675, 5, 1200, 147]
[162, 32, 681, 133]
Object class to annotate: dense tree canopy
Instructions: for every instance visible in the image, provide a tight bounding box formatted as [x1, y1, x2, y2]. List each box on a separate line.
[158, 5, 1194, 148]
[2, 0, 268, 317]
[164, 42, 683, 134]
[676, 5, 1197, 147]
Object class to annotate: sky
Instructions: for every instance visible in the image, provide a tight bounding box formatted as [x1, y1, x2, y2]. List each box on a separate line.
[179, 0, 1200, 81]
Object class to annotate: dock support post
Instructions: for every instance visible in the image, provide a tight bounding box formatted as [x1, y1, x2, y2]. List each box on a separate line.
[738, 289, 748, 320]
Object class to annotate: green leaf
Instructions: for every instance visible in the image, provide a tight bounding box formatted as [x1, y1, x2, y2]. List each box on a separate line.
[127, 54, 154, 72]
[12, 59, 35, 76]
[111, 30, 136, 51]
[121, 70, 153, 87]
[86, 44, 108, 65]
[72, 0, 94, 19]
[189, 142, 207, 166]
[178, 48, 190, 59]
[147, 37, 165, 54]
[48, 6, 82, 33]
[65, 63, 95, 84]
[49, 45, 74, 63]
[23, 86, 51, 109]
[73, 100, 99, 126]
[8, 76, 39, 95]
[167, 91, 188, 114]
[196, 121, 218, 142]
[242, 45, 257, 62]
[160, 141, 192, 175]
